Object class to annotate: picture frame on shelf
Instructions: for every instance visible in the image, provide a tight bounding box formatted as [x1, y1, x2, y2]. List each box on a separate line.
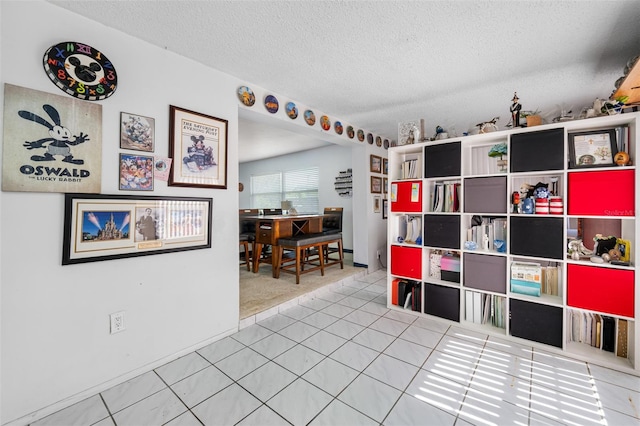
[616, 238, 631, 262]
[119, 153, 154, 191]
[120, 112, 155, 152]
[370, 155, 382, 173]
[383, 158, 389, 175]
[62, 193, 212, 265]
[382, 198, 388, 219]
[373, 195, 381, 213]
[371, 176, 382, 193]
[169, 105, 228, 189]
[568, 129, 617, 169]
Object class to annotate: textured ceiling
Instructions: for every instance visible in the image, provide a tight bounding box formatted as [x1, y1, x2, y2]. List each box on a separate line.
[50, 1, 640, 162]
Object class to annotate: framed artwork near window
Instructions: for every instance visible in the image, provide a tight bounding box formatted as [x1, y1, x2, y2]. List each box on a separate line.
[370, 155, 382, 173]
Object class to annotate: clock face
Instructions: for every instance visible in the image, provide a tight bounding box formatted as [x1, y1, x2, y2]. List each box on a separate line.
[43, 41, 118, 101]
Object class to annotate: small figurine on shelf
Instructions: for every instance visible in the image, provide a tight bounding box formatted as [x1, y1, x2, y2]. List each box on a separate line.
[511, 191, 520, 213]
[476, 117, 500, 134]
[434, 125, 448, 140]
[510, 92, 522, 127]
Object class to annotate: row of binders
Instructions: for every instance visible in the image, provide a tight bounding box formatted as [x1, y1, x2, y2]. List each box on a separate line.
[568, 310, 628, 358]
[465, 291, 506, 329]
[400, 156, 421, 179]
[466, 217, 506, 251]
[391, 279, 421, 312]
[510, 262, 561, 297]
[432, 182, 461, 212]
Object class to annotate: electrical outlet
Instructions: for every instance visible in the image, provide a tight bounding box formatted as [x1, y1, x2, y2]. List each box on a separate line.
[110, 311, 125, 334]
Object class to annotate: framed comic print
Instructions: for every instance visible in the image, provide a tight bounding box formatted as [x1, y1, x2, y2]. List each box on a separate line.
[119, 153, 154, 191]
[120, 112, 155, 152]
[62, 193, 212, 265]
[169, 105, 228, 189]
[2, 83, 102, 193]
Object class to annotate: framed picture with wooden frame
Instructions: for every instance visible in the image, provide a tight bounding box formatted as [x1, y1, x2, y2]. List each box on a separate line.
[373, 195, 381, 213]
[383, 177, 388, 194]
[370, 155, 382, 173]
[62, 193, 212, 265]
[383, 158, 389, 175]
[568, 129, 617, 169]
[371, 176, 382, 193]
[169, 105, 228, 189]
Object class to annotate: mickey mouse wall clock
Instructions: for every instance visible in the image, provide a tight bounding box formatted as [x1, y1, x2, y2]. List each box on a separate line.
[43, 41, 118, 101]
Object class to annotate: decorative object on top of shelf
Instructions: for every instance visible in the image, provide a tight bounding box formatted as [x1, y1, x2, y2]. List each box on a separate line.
[320, 115, 330, 131]
[509, 92, 522, 127]
[2, 83, 102, 193]
[568, 129, 618, 169]
[370, 155, 382, 173]
[476, 116, 499, 133]
[614, 151, 630, 166]
[43, 41, 117, 101]
[520, 109, 542, 127]
[237, 86, 255, 106]
[264, 95, 279, 113]
[488, 142, 508, 172]
[434, 125, 448, 140]
[168, 105, 228, 189]
[611, 54, 640, 107]
[285, 102, 298, 119]
[357, 129, 365, 142]
[334, 121, 343, 135]
[304, 110, 316, 126]
[120, 112, 154, 152]
[346, 126, 355, 139]
[398, 119, 424, 145]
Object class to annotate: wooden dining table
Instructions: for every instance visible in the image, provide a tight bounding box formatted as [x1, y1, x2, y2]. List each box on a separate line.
[242, 214, 325, 275]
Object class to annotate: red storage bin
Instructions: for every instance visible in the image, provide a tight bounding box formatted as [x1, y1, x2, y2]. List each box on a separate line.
[567, 264, 634, 317]
[390, 245, 422, 279]
[567, 170, 635, 216]
[391, 180, 422, 212]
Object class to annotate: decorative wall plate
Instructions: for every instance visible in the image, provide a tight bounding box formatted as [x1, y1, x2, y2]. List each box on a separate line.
[347, 126, 355, 139]
[304, 110, 316, 126]
[367, 133, 374, 144]
[357, 129, 365, 142]
[237, 86, 255, 106]
[264, 95, 279, 113]
[334, 121, 343, 135]
[320, 115, 331, 131]
[383, 139, 390, 149]
[285, 102, 298, 119]
[376, 136, 382, 147]
[43, 41, 117, 101]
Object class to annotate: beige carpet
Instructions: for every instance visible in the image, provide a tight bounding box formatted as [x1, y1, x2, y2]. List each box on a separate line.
[239, 253, 365, 319]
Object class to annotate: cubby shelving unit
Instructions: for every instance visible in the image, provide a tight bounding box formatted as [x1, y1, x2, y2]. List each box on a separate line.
[387, 112, 639, 375]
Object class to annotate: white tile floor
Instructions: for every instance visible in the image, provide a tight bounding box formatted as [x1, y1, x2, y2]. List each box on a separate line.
[32, 271, 640, 426]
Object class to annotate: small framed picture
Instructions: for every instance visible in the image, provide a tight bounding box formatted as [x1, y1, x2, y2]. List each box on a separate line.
[371, 176, 382, 193]
[373, 195, 381, 213]
[383, 177, 388, 194]
[120, 112, 155, 152]
[616, 238, 631, 262]
[119, 153, 154, 191]
[382, 199, 388, 219]
[568, 129, 617, 168]
[370, 155, 382, 173]
[383, 158, 389, 175]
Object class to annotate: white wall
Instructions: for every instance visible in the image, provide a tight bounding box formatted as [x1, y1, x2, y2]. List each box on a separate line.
[0, 2, 387, 423]
[239, 144, 354, 250]
[0, 2, 243, 424]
